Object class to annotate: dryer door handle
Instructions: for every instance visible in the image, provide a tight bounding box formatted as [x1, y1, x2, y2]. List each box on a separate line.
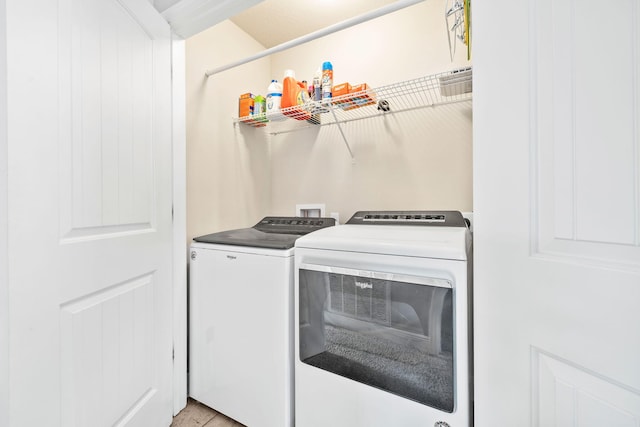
[298, 263, 452, 289]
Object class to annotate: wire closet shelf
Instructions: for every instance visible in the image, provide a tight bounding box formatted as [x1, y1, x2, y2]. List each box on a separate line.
[234, 67, 472, 135]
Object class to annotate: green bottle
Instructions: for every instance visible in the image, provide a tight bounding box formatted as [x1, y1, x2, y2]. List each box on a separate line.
[253, 95, 267, 122]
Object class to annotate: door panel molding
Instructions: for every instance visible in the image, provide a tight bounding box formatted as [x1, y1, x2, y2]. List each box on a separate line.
[529, 0, 640, 272]
[60, 273, 156, 427]
[532, 348, 640, 427]
[58, 0, 156, 242]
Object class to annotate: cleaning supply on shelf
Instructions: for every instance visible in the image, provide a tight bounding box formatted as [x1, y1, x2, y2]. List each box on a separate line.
[308, 66, 330, 115]
[253, 95, 267, 123]
[332, 82, 354, 110]
[330, 82, 376, 111]
[281, 69, 311, 121]
[266, 79, 284, 121]
[349, 83, 377, 109]
[238, 93, 255, 118]
[238, 92, 267, 127]
[321, 61, 333, 100]
[313, 67, 322, 101]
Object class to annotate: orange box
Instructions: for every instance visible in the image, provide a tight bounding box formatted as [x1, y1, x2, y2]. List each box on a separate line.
[238, 93, 255, 118]
[332, 82, 356, 110]
[333, 82, 351, 97]
[348, 83, 376, 108]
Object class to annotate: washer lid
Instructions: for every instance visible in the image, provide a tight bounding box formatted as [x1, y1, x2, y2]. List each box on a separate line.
[295, 224, 471, 260]
[194, 227, 300, 250]
[193, 216, 336, 250]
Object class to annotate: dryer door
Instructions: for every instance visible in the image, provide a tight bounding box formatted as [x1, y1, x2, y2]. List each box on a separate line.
[298, 264, 454, 412]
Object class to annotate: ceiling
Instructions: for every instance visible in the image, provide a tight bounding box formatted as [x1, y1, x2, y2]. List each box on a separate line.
[229, 0, 401, 48]
[154, 0, 413, 44]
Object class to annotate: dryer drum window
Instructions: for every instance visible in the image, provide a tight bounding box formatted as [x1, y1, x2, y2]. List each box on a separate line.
[298, 268, 454, 412]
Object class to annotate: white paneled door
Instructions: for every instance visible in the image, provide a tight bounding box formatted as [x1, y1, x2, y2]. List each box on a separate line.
[5, 0, 173, 426]
[474, 0, 640, 426]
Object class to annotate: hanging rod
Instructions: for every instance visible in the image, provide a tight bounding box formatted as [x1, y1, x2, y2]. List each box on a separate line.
[204, 0, 426, 77]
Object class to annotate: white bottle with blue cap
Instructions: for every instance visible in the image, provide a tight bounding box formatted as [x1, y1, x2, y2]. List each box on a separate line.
[266, 79, 285, 121]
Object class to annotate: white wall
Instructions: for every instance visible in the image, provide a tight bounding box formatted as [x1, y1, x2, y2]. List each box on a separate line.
[185, 0, 472, 237]
[185, 20, 272, 242]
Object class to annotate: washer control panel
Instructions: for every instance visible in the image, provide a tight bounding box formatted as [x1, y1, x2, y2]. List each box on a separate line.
[254, 216, 336, 234]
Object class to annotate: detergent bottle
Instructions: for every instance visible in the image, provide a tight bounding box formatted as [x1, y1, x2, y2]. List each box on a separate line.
[266, 79, 284, 121]
[281, 69, 311, 121]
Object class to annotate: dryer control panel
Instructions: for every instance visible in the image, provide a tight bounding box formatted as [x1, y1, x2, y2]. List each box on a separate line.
[346, 210, 468, 228]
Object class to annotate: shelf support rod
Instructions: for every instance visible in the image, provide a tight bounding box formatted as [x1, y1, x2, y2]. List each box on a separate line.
[204, 0, 426, 77]
[327, 106, 355, 161]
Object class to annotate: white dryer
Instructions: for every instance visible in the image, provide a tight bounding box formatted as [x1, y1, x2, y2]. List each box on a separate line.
[189, 217, 335, 427]
[294, 211, 472, 427]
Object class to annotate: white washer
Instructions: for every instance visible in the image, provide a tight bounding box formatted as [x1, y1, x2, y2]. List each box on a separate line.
[294, 211, 472, 427]
[189, 217, 335, 427]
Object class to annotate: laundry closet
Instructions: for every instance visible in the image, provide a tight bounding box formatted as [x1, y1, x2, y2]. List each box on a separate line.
[184, 1, 474, 427]
[185, 0, 473, 242]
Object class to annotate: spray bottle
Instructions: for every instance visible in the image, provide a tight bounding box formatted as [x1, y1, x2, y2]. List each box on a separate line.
[321, 61, 333, 100]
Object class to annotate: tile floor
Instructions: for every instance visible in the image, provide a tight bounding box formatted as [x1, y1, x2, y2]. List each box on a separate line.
[171, 398, 246, 427]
